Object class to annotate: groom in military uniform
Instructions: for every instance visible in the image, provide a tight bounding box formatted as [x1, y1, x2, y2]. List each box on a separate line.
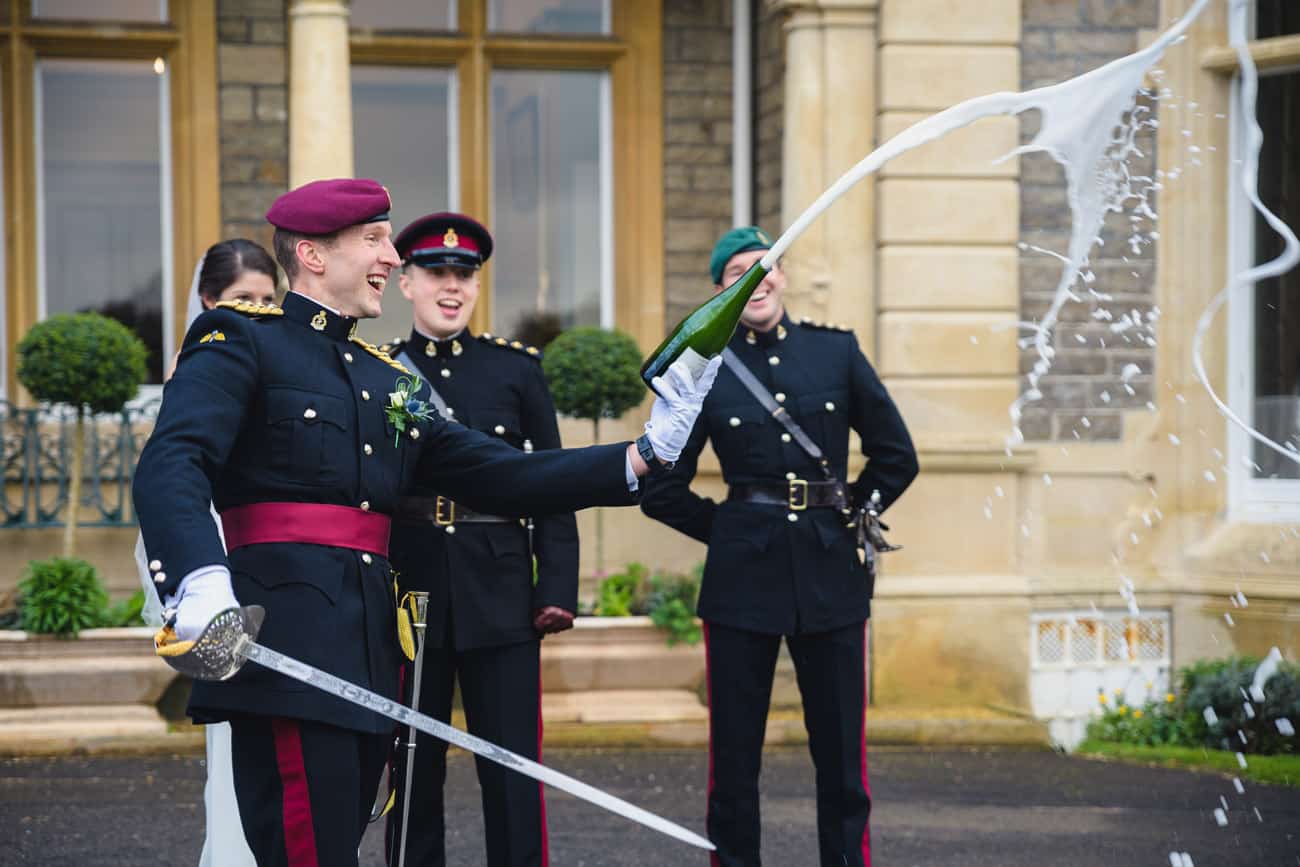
[133, 179, 718, 867]
[381, 212, 576, 867]
[641, 226, 918, 867]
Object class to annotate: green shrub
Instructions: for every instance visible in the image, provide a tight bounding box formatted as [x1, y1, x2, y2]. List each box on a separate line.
[542, 327, 644, 424]
[1178, 656, 1299, 755]
[1085, 656, 1300, 756]
[103, 589, 146, 628]
[17, 312, 148, 414]
[18, 558, 109, 636]
[646, 564, 703, 646]
[594, 562, 651, 617]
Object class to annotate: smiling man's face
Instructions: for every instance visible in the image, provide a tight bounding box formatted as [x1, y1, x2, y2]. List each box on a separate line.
[311, 220, 400, 319]
[717, 247, 785, 332]
[400, 263, 480, 338]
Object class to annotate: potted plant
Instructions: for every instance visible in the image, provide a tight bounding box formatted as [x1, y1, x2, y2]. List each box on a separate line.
[542, 326, 644, 574]
[17, 312, 148, 557]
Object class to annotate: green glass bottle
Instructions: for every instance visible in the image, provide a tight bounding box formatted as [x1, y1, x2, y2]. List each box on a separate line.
[640, 260, 769, 391]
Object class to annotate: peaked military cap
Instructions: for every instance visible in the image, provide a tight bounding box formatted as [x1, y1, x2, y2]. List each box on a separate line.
[266, 178, 391, 234]
[710, 225, 774, 284]
[395, 212, 494, 270]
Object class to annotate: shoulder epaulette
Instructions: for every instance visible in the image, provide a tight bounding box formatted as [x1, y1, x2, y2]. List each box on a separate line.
[798, 317, 852, 333]
[215, 300, 284, 318]
[478, 332, 542, 360]
[349, 336, 410, 373]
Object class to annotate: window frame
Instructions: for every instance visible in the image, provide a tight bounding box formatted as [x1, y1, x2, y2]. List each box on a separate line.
[348, 0, 663, 347]
[1224, 1, 1300, 522]
[1, 0, 219, 399]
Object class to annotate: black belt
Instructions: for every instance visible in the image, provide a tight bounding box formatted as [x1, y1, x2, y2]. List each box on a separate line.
[395, 495, 511, 526]
[728, 480, 849, 511]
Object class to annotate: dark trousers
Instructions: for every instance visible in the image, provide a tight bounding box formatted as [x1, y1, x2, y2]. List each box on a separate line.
[704, 620, 871, 867]
[387, 638, 547, 867]
[229, 714, 389, 867]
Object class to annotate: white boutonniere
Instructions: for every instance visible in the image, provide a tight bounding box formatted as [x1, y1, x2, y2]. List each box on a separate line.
[384, 374, 435, 446]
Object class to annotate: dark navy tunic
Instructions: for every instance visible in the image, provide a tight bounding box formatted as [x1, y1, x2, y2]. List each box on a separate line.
[133, 291, 633, 733]
[640, 313, 919, 635]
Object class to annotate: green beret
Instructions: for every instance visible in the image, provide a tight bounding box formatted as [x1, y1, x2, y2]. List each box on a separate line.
[709, 225, 773, 284]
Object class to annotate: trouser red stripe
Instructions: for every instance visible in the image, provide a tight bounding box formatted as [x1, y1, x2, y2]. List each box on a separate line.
[271, 718, 319, 867]
[860, 620, 871, 866]
[703, 622, 721, 867]
[538, 666, 550, 867]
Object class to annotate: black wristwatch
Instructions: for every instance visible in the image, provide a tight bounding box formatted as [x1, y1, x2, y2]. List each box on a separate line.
[636, 433, 675, 472]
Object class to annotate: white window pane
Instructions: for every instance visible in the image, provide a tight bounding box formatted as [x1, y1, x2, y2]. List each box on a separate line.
[32, 0, 167, 22]
[1251, 69, 1300, 480]
[37, 59, 169, 384]
[488, 0, 608, 34]
[491, 69, 609, 336]
[351, 65, 456, 342]
[349, 0, 455, 31]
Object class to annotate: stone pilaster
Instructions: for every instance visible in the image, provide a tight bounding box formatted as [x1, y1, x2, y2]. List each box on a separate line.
[771, 0, 879, 350]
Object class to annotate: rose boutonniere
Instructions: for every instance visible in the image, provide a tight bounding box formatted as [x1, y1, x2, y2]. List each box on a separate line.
[384, 374, 435, 446]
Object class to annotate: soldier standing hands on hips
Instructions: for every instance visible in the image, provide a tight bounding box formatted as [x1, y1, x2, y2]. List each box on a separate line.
[640, 226, 919, 867]
[132, 179, 719, 867]
[379, 212, 576, 867]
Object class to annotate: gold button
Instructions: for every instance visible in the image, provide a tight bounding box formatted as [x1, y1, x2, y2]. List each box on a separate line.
[786, 472, 796, 480]
[440, 369, 451, 379]
[364, 444, 373, 455]
[303, 408, 317, 419]
[775, 393, 786, 403]
[787, 513, 798, 523]
[445, 525, 457, 535]
[410, 428, 420, 440]
[343, 352, 353, 363]
[769, 356, 780, 366]
[361, 553, 373, 565]
[361, 390, 371, 401]
[149, 559, 161, 572]
[729, 417, 741, 427]
[360, 500, 371, 511]
[781, 433, 792, 443]
[825, 401, 835, 412]
[153, 571, 167, 583]
[494, 425, 505, 435]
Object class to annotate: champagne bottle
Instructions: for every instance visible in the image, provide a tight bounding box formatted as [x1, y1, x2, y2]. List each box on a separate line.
[640, 260, 768, 390]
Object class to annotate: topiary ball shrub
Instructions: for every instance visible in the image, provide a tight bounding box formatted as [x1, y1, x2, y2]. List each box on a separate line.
[542, 327, 645, 423]
[18, 557, 110, 637]
[17, 312, 148, 413]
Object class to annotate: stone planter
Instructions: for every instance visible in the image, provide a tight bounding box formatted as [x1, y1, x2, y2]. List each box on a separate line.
[0, 627, 179, 750]
[539, 616, 708, 724]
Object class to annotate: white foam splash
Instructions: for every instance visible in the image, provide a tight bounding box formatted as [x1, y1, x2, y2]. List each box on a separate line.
[1249, 647, 1283, 703]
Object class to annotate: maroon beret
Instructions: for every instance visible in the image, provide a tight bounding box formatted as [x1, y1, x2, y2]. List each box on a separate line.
[265, 178, 392, 234]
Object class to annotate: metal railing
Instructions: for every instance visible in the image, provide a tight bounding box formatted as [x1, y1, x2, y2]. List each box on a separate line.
[0, 398, 161, 529]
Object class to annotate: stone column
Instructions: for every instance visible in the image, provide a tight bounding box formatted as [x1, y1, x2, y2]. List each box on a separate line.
[288, 0, 353, 186]
[771, 0, 879, 351]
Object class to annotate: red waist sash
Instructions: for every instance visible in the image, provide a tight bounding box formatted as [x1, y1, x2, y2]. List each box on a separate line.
[220, 502, 391, 557]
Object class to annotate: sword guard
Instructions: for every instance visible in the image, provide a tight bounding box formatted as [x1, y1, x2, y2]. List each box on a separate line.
[154, 605, 265, 681]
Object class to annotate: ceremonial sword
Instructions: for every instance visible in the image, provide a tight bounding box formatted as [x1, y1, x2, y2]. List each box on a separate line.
[155, 605, 714, 852]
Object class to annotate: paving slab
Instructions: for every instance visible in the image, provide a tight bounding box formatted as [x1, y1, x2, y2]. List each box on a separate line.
[1, 748, 1295, 865]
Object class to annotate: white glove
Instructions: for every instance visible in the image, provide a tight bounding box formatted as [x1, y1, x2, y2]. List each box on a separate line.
[171, 566, 240, 642]
[646, 355, 722, 463]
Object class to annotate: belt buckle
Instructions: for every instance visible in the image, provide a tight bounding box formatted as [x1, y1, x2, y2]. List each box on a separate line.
[434, 496, 455, 526]
[788, 479, 808, 511]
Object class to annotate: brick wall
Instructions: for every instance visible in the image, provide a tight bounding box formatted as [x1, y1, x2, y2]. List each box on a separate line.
[662, 0, 735, 330]
[217, 0, 290, 250]
[753, 2, 784, 235]
[1018, 0, 1159, 441]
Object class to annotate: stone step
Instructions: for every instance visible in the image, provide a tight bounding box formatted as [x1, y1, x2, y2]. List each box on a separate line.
[0, 704, 174, 754]
[542, 689, 708, 724]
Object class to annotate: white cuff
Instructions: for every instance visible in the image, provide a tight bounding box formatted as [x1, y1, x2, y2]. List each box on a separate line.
[625, 451, 640, 492]
[164, 564, 232, 610]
